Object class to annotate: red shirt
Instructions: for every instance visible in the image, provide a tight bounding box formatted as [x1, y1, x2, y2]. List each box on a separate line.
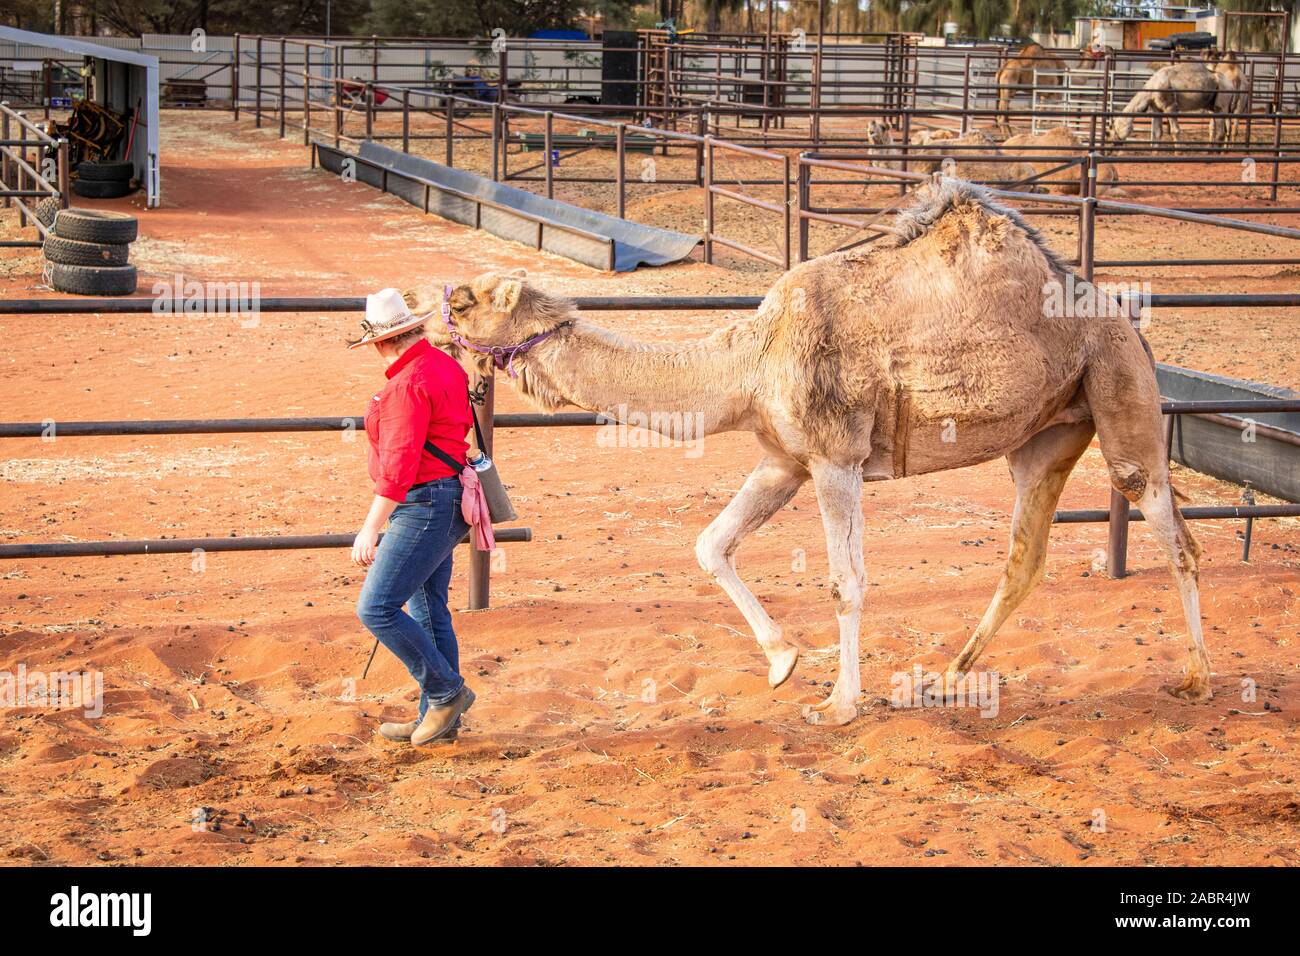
[365, 338, 473, 501]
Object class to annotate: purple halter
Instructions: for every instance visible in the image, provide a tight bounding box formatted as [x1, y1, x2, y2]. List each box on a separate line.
[441, 283, 562, 378]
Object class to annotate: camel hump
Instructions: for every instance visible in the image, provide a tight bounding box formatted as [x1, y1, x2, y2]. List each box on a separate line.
[889, 176, 1067, 269]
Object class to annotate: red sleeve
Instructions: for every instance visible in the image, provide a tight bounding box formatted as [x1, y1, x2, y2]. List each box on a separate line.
[372, 380, 432, 501]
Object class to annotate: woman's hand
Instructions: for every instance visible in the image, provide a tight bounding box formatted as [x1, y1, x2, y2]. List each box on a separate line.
[352, 496, 400, 567]
[351, 526, 380, 567]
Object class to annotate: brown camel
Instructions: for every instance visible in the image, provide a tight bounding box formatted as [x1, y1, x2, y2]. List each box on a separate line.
[996, 42, 1068, 134]
[420, 176, 1213, 726]
[1206, 51, 1247, 143]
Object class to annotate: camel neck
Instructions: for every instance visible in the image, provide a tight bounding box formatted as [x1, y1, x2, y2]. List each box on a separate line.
[517, 319, 758, 436]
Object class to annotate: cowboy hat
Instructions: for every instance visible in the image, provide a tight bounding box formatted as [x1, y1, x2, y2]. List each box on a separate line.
[346, 288, 428, 349]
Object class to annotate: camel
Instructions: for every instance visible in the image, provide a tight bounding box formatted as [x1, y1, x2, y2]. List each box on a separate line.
[1001, 126, 1124, 195]
[996, 42, 1068, 134]
[419, 176, 1214, 727]
[863, 122, 1041, 189]
[1109, 62, 1227, 148]
[1205, 51, 1247, 144]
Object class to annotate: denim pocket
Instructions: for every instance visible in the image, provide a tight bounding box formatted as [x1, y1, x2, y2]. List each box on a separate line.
[438, 485, 467, 543]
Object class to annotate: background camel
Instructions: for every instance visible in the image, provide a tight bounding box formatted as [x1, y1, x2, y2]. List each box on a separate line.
[1001, 126, 1124, 195]
[1206, 51, 1247, 143]
[417, 177, 1213, 727]
[1109, 62, 1227, 147]
[996, 42, 1068, 133]
[864, 122, 1042, 189]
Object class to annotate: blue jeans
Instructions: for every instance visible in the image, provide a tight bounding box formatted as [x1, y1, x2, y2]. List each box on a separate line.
[357, 477, 470, 718]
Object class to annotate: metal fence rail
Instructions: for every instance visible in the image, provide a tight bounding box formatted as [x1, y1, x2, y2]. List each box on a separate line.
[0, 100, 69, 247]
[0, 527, 532, 560]
[1, 293, 1296, 589]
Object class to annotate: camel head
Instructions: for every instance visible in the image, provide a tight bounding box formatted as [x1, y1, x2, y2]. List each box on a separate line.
[416, 269, 575, 379]
[866, 120, 892, 148]
[1108, 114, 1135, 143]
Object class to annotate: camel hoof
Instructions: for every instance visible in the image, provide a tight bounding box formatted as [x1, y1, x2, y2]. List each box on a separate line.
[803, 698, 858, 727]
[766, 645, 800, 688]
[1165, 674, 1212, 702]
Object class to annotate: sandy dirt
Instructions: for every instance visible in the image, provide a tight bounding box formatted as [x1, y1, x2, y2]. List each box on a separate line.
[0, 110, 1296, 866]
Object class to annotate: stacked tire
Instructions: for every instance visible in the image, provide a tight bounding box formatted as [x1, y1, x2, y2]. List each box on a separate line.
[42, 208, 139, 296]
[72, 160, 135, 199]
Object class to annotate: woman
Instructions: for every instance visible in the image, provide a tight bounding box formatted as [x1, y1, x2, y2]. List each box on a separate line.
[349, 288, 477, 746]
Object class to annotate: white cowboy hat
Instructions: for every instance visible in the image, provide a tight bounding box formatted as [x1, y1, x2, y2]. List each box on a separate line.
[346, 288, 427, 349]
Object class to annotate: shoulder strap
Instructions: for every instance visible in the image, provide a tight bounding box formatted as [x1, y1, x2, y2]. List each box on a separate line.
[423, 389, 487, 471]
[424, 439, 463, 472]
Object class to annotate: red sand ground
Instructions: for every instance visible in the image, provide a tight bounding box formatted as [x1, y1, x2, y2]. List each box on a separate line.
[0, 111, 1297, 866]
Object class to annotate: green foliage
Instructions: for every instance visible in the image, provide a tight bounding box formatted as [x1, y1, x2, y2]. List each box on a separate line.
[897, 0, 1079, 39]
[365, 0, 638, 37]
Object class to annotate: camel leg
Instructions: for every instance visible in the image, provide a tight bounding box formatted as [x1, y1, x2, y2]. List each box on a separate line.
[695, 454, 807, 688]
[1168, 115, 1183, 152]
[1086, 352, 1213, 701]
[803, 460, 866, 727]
[942, 421, 1095, 687]
[1136, 479, 1211, 700]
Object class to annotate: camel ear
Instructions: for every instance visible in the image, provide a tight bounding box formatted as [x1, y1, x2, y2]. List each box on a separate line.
[492, 278, 523, 314]
[506, 267, 528, 279]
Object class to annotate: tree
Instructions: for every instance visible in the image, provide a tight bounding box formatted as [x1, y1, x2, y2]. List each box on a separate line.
[366, 0, 638, 37]
[1216, 0, 1290, 51]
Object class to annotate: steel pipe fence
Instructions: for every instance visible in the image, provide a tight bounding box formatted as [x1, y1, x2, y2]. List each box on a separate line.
[0, 100, 69, 247]
[226, 34, 1300, 272]
[797, 151, 1300, 270]
[2, 292, 1296, 586]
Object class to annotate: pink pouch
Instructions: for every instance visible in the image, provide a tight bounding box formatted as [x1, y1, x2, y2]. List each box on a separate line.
[458, 466, 496, 552]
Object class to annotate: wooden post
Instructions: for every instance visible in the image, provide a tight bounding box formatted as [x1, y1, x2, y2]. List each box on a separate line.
[466, 372, 495, 610]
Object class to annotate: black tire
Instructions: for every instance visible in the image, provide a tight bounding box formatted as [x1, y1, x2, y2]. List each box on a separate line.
[33, 196, 60, 229]
[45, 262, 138, 296]
[43, 235, 130, 267]
[72, 178, 133, 200]
[77, 160, 134, 182]
[53, 207, 138, 244]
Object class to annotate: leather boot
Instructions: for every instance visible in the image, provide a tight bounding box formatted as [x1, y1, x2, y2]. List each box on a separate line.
[410, 687, 475, 746]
